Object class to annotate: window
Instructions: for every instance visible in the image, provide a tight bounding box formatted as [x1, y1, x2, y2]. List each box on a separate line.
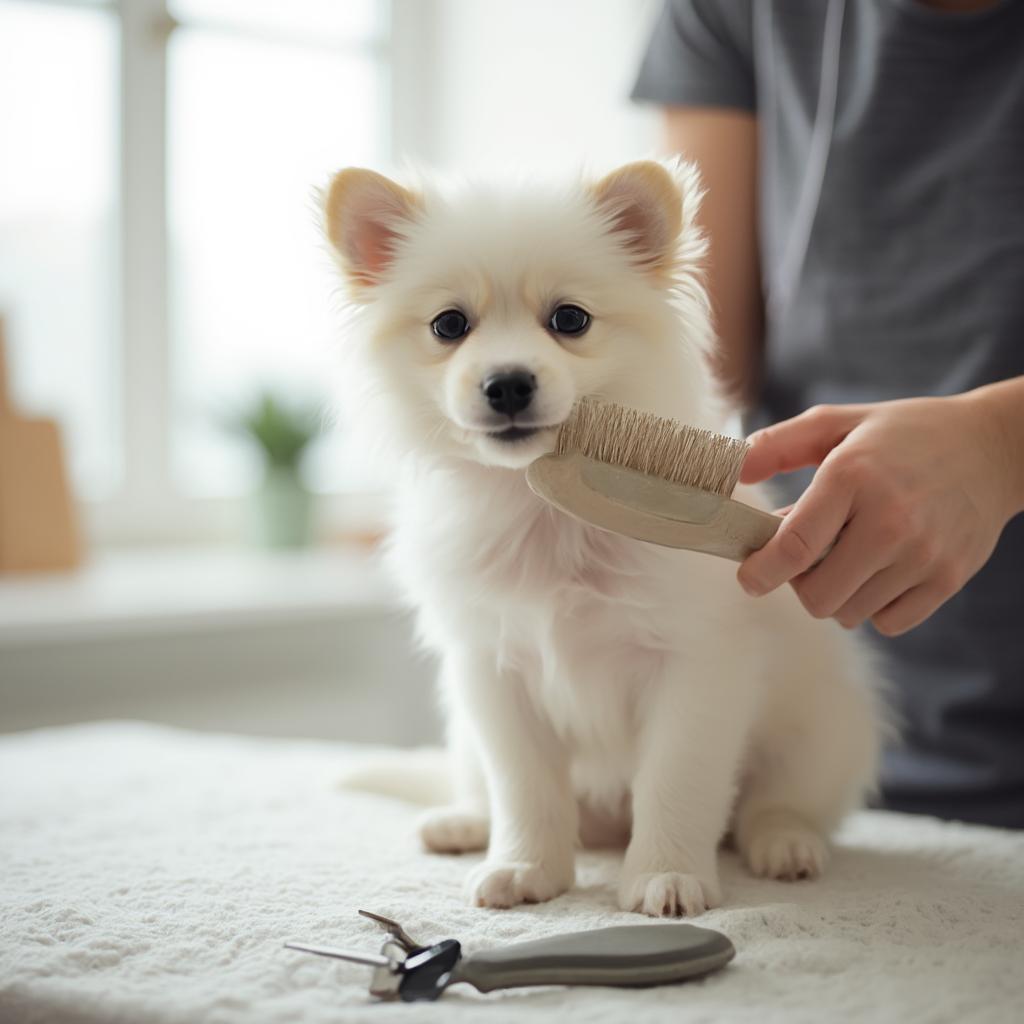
[0, 0, 119, 497]
[0, 0, 391, 542]
[166, 0, 385, 497]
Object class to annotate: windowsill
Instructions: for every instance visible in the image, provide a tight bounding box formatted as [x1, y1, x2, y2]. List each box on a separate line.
[0, 543, 401, 647]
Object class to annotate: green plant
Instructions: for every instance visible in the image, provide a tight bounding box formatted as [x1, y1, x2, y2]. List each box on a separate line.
[231, 391, 322, 471]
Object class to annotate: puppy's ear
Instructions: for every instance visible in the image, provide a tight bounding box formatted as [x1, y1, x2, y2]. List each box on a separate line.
[323, 168, 419, 288]
[590, 161, 684, 272]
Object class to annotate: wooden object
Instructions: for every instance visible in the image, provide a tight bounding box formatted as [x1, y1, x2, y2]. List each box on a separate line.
[0, 318, 82, 572]
[525, 397, 809, 563]
[527, 452, 782, 562]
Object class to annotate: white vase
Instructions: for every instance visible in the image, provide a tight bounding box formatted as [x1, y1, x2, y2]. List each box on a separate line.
[252, 465, 313, 548]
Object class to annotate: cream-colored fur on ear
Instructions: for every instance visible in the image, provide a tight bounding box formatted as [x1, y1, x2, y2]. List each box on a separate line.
[590, 160, 687, 272]
[323, 167, 419, 289]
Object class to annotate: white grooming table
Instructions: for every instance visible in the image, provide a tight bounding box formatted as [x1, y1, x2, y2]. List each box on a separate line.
[0, 723, 1021, 1023]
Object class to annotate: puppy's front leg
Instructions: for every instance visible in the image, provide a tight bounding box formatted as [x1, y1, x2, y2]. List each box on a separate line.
[620, 652, 756, 917]
[448, 647, 577, 909]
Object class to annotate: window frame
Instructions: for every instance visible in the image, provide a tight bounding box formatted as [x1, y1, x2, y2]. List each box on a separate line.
[15, 0, 432, 544]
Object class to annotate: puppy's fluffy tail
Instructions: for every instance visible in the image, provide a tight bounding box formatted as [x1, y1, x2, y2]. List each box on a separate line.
[338, 747, 452, 805]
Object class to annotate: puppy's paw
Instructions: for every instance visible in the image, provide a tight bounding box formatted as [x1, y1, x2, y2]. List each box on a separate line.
[618, 871, 722, 917]
[464, 860, 572, 909]
[743, 824, 828, 881]
[417, 806, 489, 854]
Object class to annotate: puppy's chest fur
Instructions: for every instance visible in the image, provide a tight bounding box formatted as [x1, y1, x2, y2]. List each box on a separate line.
[392, 465, 702, 805]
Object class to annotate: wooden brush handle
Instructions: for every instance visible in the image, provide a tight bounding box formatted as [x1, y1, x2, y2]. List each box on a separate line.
[698, 495, 781, 561]
[527, 452, 782, 562]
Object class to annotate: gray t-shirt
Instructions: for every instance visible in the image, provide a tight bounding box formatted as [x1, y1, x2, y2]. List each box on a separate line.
[633, 0, 1024, 827]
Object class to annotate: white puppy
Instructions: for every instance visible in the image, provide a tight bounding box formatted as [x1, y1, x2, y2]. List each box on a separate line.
[323, 160, 886, 917]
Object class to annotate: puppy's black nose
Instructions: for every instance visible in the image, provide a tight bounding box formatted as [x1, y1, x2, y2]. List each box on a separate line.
[482, 370, 536, 416]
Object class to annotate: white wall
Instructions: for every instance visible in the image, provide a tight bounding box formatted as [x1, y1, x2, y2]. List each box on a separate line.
[401, 0, 663, 176]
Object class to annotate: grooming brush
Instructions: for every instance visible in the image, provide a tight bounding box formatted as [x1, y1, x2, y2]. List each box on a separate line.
[526, 397, 782, 562]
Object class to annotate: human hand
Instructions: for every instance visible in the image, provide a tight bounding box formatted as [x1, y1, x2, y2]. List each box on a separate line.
[736, 391, 1024, 636]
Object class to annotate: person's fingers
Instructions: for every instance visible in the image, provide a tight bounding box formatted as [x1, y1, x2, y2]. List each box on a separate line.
[870, 579, 957, 637]
[737, 470, 855, 596]
[790, 513, 901, 619]
[740, 404, 867, 484]
[832, 562, 922, 629]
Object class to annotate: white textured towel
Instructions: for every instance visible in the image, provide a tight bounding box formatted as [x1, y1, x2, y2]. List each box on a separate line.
[1, 722, 1021, 1024]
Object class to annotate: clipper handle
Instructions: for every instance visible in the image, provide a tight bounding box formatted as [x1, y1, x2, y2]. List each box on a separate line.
[453, 924, 734, 993]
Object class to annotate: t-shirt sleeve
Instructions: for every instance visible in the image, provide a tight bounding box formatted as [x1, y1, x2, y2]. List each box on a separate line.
[631, 0, 756, 112]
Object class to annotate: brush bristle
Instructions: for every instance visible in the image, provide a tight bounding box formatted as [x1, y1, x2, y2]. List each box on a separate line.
[555, 397, 749, 497]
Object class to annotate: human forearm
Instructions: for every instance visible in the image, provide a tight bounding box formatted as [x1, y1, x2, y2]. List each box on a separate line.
[956, 375, 1024, 518]
[662, 107, 763, 410]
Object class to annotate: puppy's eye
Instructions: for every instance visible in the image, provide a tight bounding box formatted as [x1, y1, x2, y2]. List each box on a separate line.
[431, 309, 470, 342]
[549, 304, 590, 336]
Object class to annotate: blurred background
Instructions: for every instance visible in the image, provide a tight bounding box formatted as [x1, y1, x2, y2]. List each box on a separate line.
[0, 0, 661, 744]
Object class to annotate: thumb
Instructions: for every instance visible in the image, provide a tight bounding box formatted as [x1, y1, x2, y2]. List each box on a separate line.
[740, 404, 867, 484]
